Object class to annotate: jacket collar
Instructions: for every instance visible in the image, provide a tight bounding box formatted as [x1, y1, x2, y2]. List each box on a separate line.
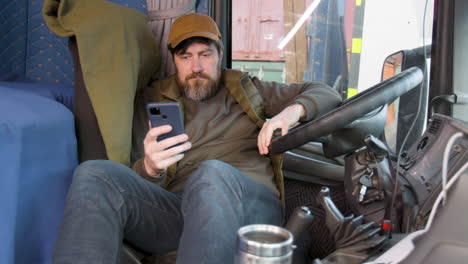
[158, 74, 182, 101]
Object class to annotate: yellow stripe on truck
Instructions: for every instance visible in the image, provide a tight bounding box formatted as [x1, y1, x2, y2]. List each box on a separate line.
[347, 88, 358, 98]
[352, 38, 362, 54]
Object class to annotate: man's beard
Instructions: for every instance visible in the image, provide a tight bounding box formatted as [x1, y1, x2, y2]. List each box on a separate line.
[178, 69, 221, 101]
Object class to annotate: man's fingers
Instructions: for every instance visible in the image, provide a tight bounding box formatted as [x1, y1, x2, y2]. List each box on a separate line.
[144, 125, 172, 144]
[142, 122, 191, 175]
[145, 126, 189, 151]
[158, 154, 185, 168]
[257, 127, 265, 154]
[145, 141, 191, 173]
[158, 134, 189, 149]
[258, 118, 291, 155]
[145, 153, 185, 173]
[263, 126, 272, 150]
[258, 123, 273, 155]
[145, 135, 189, 160]
[154, 141, 192, 159]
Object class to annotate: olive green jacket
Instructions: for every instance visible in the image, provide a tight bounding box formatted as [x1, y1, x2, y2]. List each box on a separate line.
[43, 0, 160, 165]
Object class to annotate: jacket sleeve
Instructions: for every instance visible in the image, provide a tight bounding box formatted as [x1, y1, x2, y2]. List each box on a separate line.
[132, 159, 168, 186]
[252, 77, 342, 121]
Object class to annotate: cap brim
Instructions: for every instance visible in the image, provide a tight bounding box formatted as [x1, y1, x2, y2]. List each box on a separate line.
[170, 31, 220, 49]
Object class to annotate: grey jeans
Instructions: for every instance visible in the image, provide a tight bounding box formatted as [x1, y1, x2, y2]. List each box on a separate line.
[53, 159, 283, 264]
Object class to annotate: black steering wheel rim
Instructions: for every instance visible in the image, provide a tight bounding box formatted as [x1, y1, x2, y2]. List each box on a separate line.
[270, 67, 424, 155]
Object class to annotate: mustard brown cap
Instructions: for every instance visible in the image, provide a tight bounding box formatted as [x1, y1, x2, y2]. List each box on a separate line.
[168, 13, 222, 49]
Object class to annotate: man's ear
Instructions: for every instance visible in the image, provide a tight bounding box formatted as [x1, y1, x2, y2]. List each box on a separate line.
[218, 49, 224, 62]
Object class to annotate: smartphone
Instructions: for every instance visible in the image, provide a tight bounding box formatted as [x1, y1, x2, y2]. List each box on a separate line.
[146, 102, 185, 144]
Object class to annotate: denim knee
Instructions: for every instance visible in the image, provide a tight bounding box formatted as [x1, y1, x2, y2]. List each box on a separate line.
[186, 160, 240, 187]
[70, 160, 133, 201]
[73, 160, 114, 185]
[68, 160, 126, 212]
[74, 159, 133, 185]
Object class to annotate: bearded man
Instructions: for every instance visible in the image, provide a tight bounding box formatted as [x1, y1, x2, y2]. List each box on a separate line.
[53, 13, 342, 264]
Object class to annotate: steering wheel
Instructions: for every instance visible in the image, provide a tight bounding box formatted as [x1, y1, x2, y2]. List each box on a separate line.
[270, 67, 424, 155]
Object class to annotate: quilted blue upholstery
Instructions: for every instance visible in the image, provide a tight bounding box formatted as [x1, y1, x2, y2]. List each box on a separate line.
[0, 0, 28, 75]
[0, 0, 74, 86]
[108, 0, 149, 13]
[0, 85, 77, 264]
[26, 0, 74, 85]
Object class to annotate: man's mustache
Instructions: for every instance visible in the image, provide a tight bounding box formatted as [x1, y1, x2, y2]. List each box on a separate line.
[186, 73, 211, 81]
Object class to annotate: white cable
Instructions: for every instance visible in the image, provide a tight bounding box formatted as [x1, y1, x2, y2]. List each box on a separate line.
[426, 132, 465, 228]
[424, 161, 468, 229]
[368, 158, 468, 264]
[441, 132, 463, 205]
[277, 0, 322, 50]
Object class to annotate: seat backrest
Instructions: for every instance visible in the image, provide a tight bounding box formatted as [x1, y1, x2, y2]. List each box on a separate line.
[0, 0, 73, 85]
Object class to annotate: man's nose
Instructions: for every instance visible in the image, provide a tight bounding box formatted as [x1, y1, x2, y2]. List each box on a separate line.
[191, 57, 203, 73]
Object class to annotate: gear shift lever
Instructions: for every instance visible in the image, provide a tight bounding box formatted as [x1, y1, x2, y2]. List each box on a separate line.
[285, 206, 314, 244]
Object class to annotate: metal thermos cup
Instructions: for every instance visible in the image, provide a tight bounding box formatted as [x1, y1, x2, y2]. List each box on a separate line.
[235, 224, 294, 264]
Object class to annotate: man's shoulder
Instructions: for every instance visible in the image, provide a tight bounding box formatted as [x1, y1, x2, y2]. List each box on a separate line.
[222, 69, 252, 86]
[144, 74, 181, 101]
[223, 68, 247, 77]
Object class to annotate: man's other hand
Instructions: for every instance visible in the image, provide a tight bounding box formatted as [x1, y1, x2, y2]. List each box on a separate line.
[143, 125, 192, 176]
[257, 103, 305, 155]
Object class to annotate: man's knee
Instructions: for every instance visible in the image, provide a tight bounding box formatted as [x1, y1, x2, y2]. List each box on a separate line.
[188, 160, 240, 186]
[183, 160, 245, 205]
[74, 160, 112, 181]
[71, 159, 131, 192]
[68, 160, 127, 210]
[198, 159, 231, 172]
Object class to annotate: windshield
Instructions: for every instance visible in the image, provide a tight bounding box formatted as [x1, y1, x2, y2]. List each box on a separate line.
[232, 0, 433, 92]
[232, 0, 435, 153]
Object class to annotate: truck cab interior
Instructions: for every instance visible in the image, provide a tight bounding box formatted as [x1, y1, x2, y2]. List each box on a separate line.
[1, 0, 467, 264]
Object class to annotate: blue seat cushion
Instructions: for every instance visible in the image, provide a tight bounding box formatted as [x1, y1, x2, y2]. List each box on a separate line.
[0, 85, 77, 264]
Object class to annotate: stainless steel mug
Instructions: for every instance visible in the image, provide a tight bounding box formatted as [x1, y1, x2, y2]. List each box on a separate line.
[235, 224, 294, 264]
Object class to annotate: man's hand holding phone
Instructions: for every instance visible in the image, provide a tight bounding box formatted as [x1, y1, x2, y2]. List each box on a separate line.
[142, 125, 191, 176]
[143, 102, 191, 176]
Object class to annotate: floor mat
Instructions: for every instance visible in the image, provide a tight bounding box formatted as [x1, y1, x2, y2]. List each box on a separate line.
[284, 178, 352, 260]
